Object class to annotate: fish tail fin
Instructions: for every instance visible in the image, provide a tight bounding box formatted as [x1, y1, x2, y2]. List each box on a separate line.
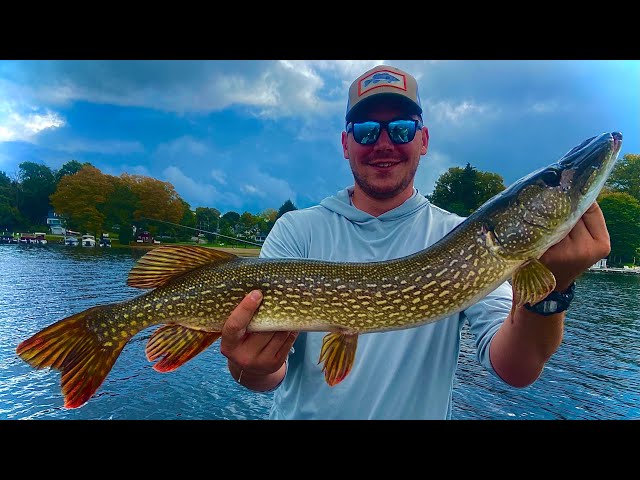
[16, 306, 127, 409]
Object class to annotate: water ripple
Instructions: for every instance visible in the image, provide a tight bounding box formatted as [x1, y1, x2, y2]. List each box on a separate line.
[1, 245, 638, 419]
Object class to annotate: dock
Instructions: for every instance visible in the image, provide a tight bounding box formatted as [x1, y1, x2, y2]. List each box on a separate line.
[587, 267, 640, 275]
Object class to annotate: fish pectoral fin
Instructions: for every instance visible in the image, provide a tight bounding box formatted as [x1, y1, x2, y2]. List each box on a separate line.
[146, 325, 221, 372]
[318, 332, 358, 387]
[511, 258, 556, 308]
[128, 245, 238, 289]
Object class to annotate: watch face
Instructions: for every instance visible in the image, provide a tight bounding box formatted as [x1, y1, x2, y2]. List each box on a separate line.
[540, 300, 560, 314]
[524, 282, 575, 316]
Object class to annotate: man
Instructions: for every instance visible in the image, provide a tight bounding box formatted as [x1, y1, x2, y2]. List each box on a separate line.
[219, 65, 611, 419]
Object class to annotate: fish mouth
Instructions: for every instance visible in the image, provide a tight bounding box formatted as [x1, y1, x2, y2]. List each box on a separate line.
[558, 131, 623, 214]
[558, 131, 622, 171]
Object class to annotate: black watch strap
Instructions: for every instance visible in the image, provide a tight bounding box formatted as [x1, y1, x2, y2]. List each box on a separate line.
[523, 281, 576, 316]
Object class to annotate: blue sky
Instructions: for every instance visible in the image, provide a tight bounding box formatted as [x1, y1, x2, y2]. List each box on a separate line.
[0, 60, 637, 215]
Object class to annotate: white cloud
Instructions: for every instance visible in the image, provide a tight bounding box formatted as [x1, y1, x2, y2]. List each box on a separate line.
[0, 101, 65, 141]
[241, 184, 263, 196]
[210, 169, 227, 184]
[526, 101, 560, 114]
[101, 164, 151, 177]
[243, 167, 296, 206]
[163, 166, 221, 204]
[428, 100, 495, 125]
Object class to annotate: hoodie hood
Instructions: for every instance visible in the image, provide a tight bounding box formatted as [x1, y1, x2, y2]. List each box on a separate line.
[319, 186, 430, 223]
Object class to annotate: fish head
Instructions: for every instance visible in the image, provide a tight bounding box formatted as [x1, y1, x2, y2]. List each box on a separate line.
[475, 132, 623, 258]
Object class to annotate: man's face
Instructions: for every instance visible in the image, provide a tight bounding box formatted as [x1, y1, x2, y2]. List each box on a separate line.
[342, 101, 429, 200]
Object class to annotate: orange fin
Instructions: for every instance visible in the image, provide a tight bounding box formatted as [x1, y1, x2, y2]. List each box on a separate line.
[146, 325, 221, 372]
[128, 245, 237, 289]
[318, 332, 358, 386]
[512, 258, 556, 307]
[16, 306, 127, 409]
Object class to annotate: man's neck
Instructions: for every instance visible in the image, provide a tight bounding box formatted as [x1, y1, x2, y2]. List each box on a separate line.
[350, 185, 414, 217]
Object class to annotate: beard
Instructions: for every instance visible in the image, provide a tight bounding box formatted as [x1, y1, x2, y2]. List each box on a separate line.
[350, 159, 419, 200]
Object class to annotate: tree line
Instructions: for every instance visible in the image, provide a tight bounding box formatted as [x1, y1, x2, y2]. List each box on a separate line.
[0, 160, 298, 245]
[1, 154, 638, 264]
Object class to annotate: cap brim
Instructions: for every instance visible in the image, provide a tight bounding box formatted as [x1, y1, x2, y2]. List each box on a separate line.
[346, 93, 422, 124]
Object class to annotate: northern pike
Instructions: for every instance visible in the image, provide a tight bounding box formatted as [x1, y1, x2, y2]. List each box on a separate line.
[16, 131, 623, 409]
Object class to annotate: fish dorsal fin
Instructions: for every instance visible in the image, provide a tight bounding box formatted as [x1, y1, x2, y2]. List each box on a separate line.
[127, 245, 237, 289]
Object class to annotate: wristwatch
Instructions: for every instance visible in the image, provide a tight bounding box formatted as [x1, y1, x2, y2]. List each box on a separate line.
[523, 282, 576, 316]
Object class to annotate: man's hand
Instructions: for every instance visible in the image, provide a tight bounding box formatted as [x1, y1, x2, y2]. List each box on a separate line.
[539, 202, 611, 291]
[220, 290, 298, 391]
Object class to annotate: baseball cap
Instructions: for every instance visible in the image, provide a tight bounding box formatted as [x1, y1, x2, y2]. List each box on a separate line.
[345, 65, 422, 125]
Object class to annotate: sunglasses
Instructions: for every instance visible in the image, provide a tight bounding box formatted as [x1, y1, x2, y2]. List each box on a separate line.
[347, 119, 423, 145]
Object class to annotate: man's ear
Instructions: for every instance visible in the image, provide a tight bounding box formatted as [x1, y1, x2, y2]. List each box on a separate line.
[421, 126, 429, 155]
[342, 131, 349, 159]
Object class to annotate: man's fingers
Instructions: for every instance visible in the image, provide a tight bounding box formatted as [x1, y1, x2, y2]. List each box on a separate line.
[276, 332, 299, 360]
[580, 202, 610, 243]
[258, 331, 291, 357]
[221, 290, 263, 345]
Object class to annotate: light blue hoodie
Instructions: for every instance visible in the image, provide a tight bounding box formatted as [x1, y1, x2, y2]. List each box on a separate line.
[260, 186, 513, 419]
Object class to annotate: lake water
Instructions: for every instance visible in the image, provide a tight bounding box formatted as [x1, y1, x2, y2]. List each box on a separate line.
[1, 244, 638, 420]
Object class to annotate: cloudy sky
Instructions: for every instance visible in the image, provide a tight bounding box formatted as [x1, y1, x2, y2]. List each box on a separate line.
[0, 60, 637, 215]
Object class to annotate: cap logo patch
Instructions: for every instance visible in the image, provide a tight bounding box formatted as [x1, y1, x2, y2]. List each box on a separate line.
[359, 70, 407, 96]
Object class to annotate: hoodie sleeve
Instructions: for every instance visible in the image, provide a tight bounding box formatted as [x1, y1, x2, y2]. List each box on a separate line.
[461, 280, 513, 381]
[260, 212, 307, 260]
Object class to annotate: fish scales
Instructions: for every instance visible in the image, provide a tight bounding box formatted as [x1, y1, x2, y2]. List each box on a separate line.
[95, 218, 519, 341]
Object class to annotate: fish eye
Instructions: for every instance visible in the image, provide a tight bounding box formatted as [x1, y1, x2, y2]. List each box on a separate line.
[541, 169, 561, 187]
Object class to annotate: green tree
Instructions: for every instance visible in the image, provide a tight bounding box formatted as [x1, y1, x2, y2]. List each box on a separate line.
[195, 207, 221, 234]
[277, 199, 297, 220]
[177, 200, 196, 241]
[18, 162, 56, 226]
[605, 153, 640, 203]
[55, 160, 92, 184]
[0, 172, 27, 231]
[0, 171, 24, 230]
[598, 191, 640, 266]
[427, 163, 505, 216]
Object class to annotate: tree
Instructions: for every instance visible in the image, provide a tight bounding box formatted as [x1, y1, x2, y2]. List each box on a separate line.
[605, 153, 640, 203]
[277, 199, 297, 219]
[50, 165, 114, 235]
[598, 191, 640, 266]
[262, 208, 278, 223]
[177, 200, 196, 241]
[0, 171, 23, 230]
[102, 176, 139, 241]
[55, 160, 92, 184]
[121, 174, 185, 235]
[195, 207, 221, 233]
[427, 163, 505, 216]
[18, 162, 56, 226]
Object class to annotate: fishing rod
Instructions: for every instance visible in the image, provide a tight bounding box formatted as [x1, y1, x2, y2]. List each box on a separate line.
[140, 217, 264, 247]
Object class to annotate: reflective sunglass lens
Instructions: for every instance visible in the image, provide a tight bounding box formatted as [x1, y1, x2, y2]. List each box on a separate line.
[388, 120, 416, 144]
[353, 121, 381, 145]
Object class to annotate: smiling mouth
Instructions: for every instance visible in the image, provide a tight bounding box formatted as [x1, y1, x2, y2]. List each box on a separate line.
[369, 162, 398, 168]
